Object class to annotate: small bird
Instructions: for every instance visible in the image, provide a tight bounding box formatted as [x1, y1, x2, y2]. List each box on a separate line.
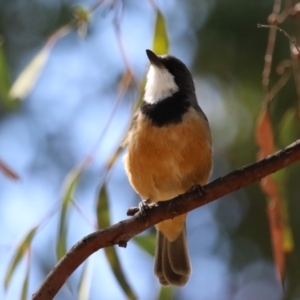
[123, 49, 212, 286]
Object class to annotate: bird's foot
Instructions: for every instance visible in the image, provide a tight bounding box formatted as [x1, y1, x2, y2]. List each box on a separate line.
[138, 200, 151, 217]
[126, 199, 154, 217]
[189, 184, 206, 197]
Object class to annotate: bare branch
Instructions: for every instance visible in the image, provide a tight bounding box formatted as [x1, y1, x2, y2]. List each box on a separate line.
[32, 139, 300, 300]
[259, 0, 282, 103]
[258, 24, 300, 54]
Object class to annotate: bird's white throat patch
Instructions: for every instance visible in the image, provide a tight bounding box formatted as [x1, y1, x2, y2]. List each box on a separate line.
[144, 65, 179, 104]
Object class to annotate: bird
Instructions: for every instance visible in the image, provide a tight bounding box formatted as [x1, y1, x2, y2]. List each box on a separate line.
[123, 49, 212, 287]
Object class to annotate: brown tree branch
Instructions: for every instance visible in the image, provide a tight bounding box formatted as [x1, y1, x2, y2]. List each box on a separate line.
[32, 139, 300, 300]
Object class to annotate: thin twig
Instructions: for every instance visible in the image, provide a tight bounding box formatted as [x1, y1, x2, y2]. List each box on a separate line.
[268, 70, 292, 101]
[285, 0, 300, 116]
[258, 24, 300, 54]
[277, 8, 289, 23]
[32, 140, 300, 300]
[259, 0, 282, 104]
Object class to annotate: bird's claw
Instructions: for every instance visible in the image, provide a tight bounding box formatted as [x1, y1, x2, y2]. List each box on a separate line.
[190, 184, 206, 197]
[139, 201, 151, 217]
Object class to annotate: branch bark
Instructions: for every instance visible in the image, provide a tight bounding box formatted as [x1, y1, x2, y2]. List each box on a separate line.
[32, 139, 300, 300]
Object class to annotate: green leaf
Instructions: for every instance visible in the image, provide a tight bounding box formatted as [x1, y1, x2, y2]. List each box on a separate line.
[0, 42, 12, 98]
[56, 221, 67, 261]
[272, 141, 295, 254]
[276, 106, 299, 253]
[57, 165, 82, 259]
[9, 19, 77, 100]
[21, 258, 30, 300]
[104, 247, 137, 300]
[106, 146, 123, 170]
[157, 285, 173, 300]
[73, 6, 90, 23]
[78, 262, 91, 300]
[96, 185, 137, 300]
[0, 42, 18, 109]
[278, 108, 299, 147]
[153, 10, 169, 55]
[96, 184, 111, 228]
[9, 45, 51, 99]
[73, 6, 90, 38]
[4, 227, 37, 289]
[133, 234, 156, 256]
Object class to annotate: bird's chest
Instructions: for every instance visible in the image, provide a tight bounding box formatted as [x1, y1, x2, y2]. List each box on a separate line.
[124, 109, 212, 201]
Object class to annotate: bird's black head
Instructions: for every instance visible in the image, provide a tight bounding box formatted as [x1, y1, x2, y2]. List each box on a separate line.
[142, 50, 199, 127]
[145, 49, 195, 95]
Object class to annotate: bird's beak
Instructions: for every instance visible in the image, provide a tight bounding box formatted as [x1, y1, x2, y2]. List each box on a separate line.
[146, 49, 163, 68]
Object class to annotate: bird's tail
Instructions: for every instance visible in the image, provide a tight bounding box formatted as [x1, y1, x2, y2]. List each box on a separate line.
[154, 227, 191, 286]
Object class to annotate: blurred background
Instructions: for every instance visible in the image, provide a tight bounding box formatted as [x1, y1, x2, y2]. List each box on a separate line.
[0, 0, 299, 299]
